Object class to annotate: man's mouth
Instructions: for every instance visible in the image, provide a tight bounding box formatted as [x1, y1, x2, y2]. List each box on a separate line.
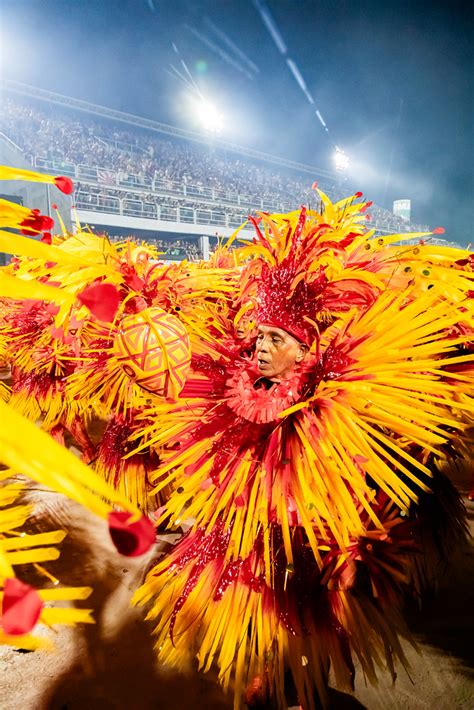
[257, 358, 269, 369]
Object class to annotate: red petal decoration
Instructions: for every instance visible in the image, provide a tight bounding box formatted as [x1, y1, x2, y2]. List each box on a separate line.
[311, 181, 318, 189]
[51, 203, 58, 210]
[41, 216, 55, 230]
[354, 191, 363, 198]
[54, 176, 74, 195]
[108, 511, 156, 557]
[41, 233, 52, 244]
[432, 227, 445, 234]
[77, 283, 120, 322]
[2, 578, 43, 635]
[20, 214, 54, 235]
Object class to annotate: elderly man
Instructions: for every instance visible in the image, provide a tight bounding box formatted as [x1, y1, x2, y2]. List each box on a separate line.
[255, 323, 308, 382]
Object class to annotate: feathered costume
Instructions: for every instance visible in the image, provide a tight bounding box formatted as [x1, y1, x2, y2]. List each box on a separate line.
[0, 166, 472, 705]
[132, 197, 473, 708]
[0, 166, 155, 646]
[0, 175, 241, 511]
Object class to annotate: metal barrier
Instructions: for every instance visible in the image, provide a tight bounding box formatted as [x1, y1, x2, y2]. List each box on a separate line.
[209, 212, 226, 227]
[160, 206, 178, 222]
[77, 164, 99, 180]
[76, 192, 121, 214]
[32, 155, 284, 212]
[99, 136, 148, 156]
[228, 214, 248, 227]
[154, 177, 184, 194]
[75, 190, 249, 229]
[32, 154, 430, 235]
[122, 199, 144, 218]
[143, 202, 158, 219]
[195, 209, 211, 223]
[213, 187, 240, 205]
[35, 156, 76, 177]
[178, 207, 195, 223]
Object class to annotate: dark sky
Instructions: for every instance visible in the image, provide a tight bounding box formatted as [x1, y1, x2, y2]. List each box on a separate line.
[1, 0, 472, 243]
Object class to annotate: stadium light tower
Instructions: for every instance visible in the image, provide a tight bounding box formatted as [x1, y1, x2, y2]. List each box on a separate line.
[195, 98, 224, 134]
[333, 146, 350, 173]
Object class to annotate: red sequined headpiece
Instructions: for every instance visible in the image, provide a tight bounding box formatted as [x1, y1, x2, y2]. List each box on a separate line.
[257, 260, 326, 345]
[253, 207, 323, 345]
[243, 199, 379, 346]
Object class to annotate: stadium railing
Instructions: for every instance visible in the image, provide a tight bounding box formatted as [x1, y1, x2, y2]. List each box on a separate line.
[29, 154, 429, 235]
[75, 191, 248, 230]
[30, 155, 294, 212]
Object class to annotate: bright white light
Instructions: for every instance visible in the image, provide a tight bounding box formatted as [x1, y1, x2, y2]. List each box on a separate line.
[194, 99, 224, 134]
[333, 147, 350, 172]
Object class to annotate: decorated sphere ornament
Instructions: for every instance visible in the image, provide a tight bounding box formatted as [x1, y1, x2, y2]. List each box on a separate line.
[114, 306, 191, 398]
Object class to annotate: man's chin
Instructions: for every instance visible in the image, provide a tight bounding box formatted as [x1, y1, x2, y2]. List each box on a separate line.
[257, 365, 276, 378]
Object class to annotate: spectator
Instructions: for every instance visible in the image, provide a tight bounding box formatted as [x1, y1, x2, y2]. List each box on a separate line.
[1, 96, 430, 235]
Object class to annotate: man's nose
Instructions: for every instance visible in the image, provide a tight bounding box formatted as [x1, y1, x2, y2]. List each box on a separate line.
[256, 337, 269, 352]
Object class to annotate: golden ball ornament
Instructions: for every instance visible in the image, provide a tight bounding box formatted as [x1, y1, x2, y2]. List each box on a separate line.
[114, 307, 191, 397]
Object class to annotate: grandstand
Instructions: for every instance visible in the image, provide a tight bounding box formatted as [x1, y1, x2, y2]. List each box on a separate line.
[2, 80, 459, 259]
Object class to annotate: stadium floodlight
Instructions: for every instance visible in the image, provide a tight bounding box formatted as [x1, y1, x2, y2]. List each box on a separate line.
[194, 98, 224, 134]
[333, 146, 350, 173]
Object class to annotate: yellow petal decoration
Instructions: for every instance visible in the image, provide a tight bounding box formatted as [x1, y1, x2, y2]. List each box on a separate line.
[0, 165, 71, 190]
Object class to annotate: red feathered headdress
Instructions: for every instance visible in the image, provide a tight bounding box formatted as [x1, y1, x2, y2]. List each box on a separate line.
[240, 194, 380, 345]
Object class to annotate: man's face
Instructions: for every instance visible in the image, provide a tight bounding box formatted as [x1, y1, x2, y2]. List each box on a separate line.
[255, 325, 307, 381]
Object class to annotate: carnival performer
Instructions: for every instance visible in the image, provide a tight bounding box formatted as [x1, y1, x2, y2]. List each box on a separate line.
[0, 166, 156, 646]
[133, 194, 473, 709]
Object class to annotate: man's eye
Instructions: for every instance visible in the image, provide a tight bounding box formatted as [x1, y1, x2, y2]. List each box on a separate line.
[272, 338, 281, 345]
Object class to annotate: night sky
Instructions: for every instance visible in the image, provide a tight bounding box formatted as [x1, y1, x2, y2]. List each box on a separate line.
[1, 0, 472, 243]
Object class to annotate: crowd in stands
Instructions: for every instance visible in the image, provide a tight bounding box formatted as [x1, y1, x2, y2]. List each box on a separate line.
[74, 183, 249, 225]
[104, 233, 202, 261]
[1, 96, 428, 234]
[1, 97, 318, 202]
